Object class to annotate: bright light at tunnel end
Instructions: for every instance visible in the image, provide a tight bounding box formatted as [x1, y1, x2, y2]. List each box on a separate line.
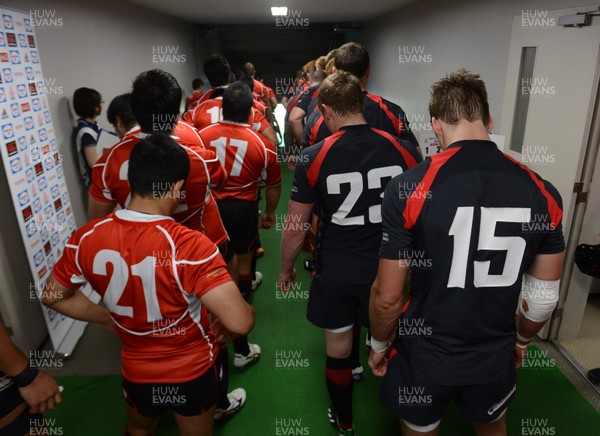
[271, 7, 288, 16]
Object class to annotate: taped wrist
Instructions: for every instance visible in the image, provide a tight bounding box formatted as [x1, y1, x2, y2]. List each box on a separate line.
[518, 273, 559, 323]
[370, 337, 389, 353]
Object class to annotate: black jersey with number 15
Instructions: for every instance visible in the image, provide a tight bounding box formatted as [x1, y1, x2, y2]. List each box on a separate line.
[380, 140, 565, 385]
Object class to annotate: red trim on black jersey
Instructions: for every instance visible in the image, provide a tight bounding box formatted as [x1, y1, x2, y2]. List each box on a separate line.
[306, 130, 345, 188]
[309, 116, 324, 146]
[310, 89, 320, 113]
[402, 295, 411, 314]
[366, 93, 401, 136]
[287, 92, 303, 113]
[504, 154, 563, 228]
[403, 147, 461, 229]
[369, 127, 418, 168]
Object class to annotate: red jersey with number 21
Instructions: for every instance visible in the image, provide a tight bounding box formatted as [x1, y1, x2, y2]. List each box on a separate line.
[51, 210, 232, 383]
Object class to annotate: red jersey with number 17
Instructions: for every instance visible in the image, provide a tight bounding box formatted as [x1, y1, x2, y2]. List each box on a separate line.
[199, 121, 281, 202]
[51, 210, 232, 383]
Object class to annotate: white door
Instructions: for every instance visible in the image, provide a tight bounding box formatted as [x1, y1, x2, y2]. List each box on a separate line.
[499, 6, 600, 341]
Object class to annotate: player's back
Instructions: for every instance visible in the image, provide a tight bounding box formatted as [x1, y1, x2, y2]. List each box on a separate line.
[200, 121, 279, 202]
[189, 98, 224, 131]
[303, 93, 418, 148]
[90, 135, 138, 205]
[190, 97, 269, 137]
[295, 84, 320, 113]
[185, 90, 202, 112]
[90, 127, 228, 246]
[297, 124, 421, 285]
[382, 139, 564, 384]
[172, 122, 228, 246]
[65, 210, 228, 383]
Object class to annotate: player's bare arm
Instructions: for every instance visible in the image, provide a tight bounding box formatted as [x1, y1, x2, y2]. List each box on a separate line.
[200, 281, 254, 337]
[289, 106, 306, 146]
[41, 273, 112, 325]
[262, 125, 280, 146]
[369, 258, 409, 376]
[514, 251, 565, 367]
[278, 200, 313, 290]
[83, 146, 99, 169]
[0, 321, 62, 414]
[88, 197, 117, 221]
[260, 182, 282, 229]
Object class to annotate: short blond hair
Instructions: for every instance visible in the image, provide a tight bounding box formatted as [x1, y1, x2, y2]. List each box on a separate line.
[429, 69, 490, 125]
[318, 71, 364, 117]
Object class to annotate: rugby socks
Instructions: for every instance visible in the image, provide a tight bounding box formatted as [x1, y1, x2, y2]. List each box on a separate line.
[234, 274, 253, 356]
[239, 273, 253, 300]
[216, 343, 231, 410]
[350, 324, 361, 369]
[233, 336, 251, 356]
[251, 251, 258, 280]
[325, 356, 353, 430]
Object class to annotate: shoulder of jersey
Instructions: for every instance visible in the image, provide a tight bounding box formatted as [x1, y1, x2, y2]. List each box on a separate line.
[191, 98, 218, 117]
[366, 93, 402, 111]
[76, 214, 116, 237]
[98, 136, 139, 165]
[197, 121, 221, 135]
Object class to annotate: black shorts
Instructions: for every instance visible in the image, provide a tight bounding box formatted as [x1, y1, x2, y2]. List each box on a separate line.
[0, 379, 41, 436]
[379, 349, 516, 426]
[306, 274, 370, 330]
[217, 239, 235, 264]
[122, 364, 219, 418]
[216, 200, 260, 254]
[0, 406, 42, 436]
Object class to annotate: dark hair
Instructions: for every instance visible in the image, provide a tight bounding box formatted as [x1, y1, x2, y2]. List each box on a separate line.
[334, 42, 370, 79]
[222, 81, 253, 123]
[234, 70, 255, 94]
[73, 87, 102, 119]
[128, 133, 190, 199]
[429, 69, 490, 126]
[242, 62, 255, 77]
[131, 69, 181, 133]
[107, 94, 135, 126]
[204, 54, 231, 87]
[318, 71, 364, 117]
[192, 78, 204, 90]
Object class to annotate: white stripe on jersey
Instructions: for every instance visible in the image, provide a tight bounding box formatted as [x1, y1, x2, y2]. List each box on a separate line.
[75, 217, 113, 281]
[99, 137, 138, 201]
[176, 248, 220, 266]
[245, 127, 277, 172]
[155, 218, 216, 363]
[183, 292, 215, 364]
[222, 180, 260, 190]
[179, 143, 212, 229]
[115, 209, 174, 222]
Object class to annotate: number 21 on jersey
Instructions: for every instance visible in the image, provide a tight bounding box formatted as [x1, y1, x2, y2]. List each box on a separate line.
[93, 249, 162, 323]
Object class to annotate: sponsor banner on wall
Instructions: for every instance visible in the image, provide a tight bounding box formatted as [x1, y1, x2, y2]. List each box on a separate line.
[0, 8, 95, 355]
